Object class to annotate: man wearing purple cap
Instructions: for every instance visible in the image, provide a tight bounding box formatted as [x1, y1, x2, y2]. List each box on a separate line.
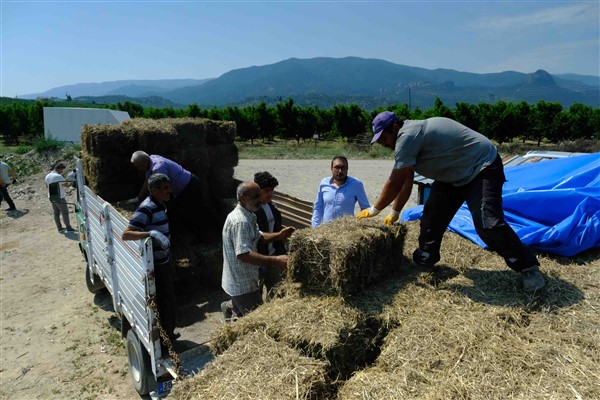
[357, 112, 545, 294]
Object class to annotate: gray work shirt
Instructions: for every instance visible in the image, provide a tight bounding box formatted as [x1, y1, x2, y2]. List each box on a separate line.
[394, 117, 498, 186]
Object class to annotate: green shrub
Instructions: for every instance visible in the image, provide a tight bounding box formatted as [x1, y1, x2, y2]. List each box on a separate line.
[368, 144, 393, 158]
[63, 144, 82, 159]
[33, 136, 64, 152]
[15, 145, 33, 154]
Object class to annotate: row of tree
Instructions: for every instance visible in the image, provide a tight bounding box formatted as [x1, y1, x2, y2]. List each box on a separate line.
[1, 97, 598, 146]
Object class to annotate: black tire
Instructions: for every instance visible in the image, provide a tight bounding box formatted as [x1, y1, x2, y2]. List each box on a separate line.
[85, 265, 106, 294]
[126, 329, 156, 395]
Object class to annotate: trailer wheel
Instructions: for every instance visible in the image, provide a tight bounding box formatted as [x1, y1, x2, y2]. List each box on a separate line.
[85, 265, 105, 294]
[126, 329, 156, 395]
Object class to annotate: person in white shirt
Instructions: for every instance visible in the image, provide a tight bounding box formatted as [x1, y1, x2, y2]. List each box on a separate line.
[44, 162, 74, 232]
[0, 159, 17, 211]
[253, 171, 293, 300]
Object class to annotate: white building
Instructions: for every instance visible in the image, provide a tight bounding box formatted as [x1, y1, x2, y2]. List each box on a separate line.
[43, 107, 130, 143]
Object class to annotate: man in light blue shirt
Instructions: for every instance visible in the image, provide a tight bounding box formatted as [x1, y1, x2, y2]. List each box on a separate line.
[311, 156, 370, 227]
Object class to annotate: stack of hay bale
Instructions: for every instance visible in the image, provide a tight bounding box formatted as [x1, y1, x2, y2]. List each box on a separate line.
[81, 117, 237, 213]
[171, 217, 408, 400]
[81, 117, 237, 288]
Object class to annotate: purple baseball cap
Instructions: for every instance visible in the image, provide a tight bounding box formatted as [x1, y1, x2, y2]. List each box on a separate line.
[371, 111, 399, 144]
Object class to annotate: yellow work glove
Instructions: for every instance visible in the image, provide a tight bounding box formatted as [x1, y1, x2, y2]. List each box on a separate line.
[357, 206, 381, 220]
[383, 210, 400, 225]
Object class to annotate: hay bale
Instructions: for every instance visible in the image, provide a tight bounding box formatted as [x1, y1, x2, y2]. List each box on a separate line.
[208, 166, 236, 200]
[204, 119, 236, 145]
[169, 118, 207, 146]
[169, 117, 236, 145]
[211, 294, 384, 379]
[81, 124, 138, 157]
[129, 119, 180, 153]
[207, 144, 239, 168]
[170, 331, 330, 400]
[337, 366, 411, 399]
[178, 147, 211, 176]
[287, 217, 407, 296]
[81, 154, 136, 185]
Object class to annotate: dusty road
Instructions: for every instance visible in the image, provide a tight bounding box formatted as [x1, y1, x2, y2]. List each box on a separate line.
[234, 159, 419, 209]
[0, 171, 140, 400]
[1, 159, 417, 400]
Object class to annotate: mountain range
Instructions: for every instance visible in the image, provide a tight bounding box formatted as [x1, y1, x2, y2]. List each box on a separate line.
[23, 57, 600, 110]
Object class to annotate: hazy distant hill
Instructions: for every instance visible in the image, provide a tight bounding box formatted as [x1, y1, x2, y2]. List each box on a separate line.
[22, 57, 599, 109]
[23, 79, 211, 100]
[162, 57, 598, 109]
[73, 95, 184, 109]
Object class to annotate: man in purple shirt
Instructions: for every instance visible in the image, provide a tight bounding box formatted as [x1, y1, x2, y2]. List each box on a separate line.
[128, 150, 212, 237]
[311, 156, 370, 227]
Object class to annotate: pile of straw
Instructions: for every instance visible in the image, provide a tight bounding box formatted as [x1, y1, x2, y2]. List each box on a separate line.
[287, 217, 407, 296]
[175, 220, 599, 399]
[170, 331, 330, 400]
[211, 293, 384, 379]
[337, 221, 600, 399]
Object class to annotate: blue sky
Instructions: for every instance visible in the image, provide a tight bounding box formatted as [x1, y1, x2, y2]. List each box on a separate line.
[1, 0, 599, 97]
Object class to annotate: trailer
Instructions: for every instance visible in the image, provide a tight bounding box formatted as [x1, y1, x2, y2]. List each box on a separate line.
[73, 160, 213, 397]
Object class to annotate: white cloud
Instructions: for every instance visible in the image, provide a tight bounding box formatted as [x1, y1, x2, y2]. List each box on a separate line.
[473, 3, 598, 30]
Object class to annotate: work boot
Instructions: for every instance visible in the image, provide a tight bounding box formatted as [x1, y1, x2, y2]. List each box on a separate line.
[221, 300, 233, 322]
[412, 248, 440, 266]
[520, 266, 546, 293]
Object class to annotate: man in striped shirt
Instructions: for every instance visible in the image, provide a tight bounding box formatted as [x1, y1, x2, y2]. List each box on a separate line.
[122, 173, 179, 343]
[221, 181, 294, 320]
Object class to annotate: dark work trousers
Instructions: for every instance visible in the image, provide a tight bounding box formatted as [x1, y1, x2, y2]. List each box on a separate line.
[259, 266, 285, 300]
[154, 262, 177, 340]
[0, 184, 16, 209]
[231, 290, 263, 318]
[419, 155, 539, 272]
[51, 198, 72, 230]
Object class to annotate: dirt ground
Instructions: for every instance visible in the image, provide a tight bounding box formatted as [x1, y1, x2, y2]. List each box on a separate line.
[234, 159, 419, 208]
[0, 159, 410, 400]
[0, 169, 143, 400]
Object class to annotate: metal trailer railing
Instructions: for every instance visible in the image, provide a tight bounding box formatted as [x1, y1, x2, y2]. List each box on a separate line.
[272, 191, 313, 229]
[75, 160, 178, 396]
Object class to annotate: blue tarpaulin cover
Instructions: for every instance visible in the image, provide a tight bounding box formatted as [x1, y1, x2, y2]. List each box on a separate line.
[402, 152, 600, 256]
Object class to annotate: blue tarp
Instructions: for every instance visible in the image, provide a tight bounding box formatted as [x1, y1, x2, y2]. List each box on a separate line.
[402, 152, 600, 256]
